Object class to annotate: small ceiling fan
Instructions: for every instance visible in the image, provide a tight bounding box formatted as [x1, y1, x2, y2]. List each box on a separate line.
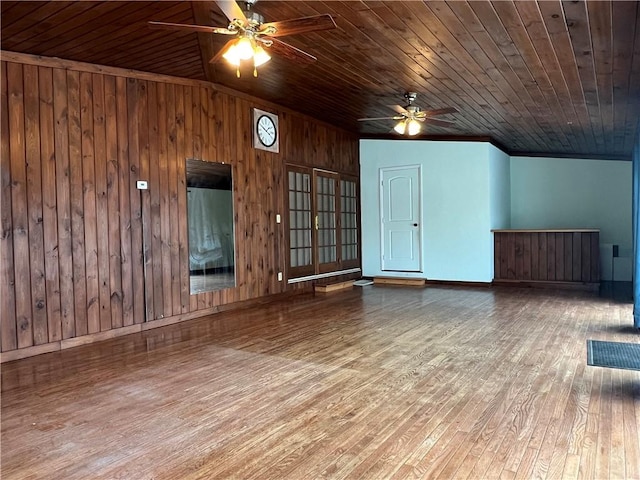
[149, 0, 337, 77]
[358, 92, 458, 136]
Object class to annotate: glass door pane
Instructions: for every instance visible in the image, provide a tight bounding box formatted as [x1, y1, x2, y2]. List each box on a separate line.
[340, 177, 359, 268]
[287, 168, 314, 277]
[314, 170, 340, 273]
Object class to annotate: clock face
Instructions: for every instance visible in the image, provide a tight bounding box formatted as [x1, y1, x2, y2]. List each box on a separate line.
[256, 115, 277, 147]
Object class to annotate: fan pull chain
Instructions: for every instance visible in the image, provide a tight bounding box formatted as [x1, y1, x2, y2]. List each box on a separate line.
[236, 67, 240, 78]
[253, 67, 258, 77]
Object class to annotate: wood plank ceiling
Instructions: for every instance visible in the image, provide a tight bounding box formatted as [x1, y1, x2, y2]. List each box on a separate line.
[2, 1, 639, 158]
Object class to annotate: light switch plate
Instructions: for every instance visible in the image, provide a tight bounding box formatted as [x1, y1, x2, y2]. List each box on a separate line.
[136, 180, 148, 190]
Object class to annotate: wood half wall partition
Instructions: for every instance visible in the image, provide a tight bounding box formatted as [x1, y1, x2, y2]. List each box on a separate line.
[492, 229, 600, 290]
[0, 52, 360, 361]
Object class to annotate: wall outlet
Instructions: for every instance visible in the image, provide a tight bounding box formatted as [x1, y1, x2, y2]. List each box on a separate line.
[277, 272, 283, 281]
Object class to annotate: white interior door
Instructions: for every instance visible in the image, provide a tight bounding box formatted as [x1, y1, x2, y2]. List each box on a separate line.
[380, 166, 421, 272]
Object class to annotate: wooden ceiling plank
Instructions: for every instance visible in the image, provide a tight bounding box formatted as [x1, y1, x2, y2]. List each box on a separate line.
[22, 2, 166, 55]
[427, 1, 560, 152]
[611, 1, 639, 155]
[320, 1, 488, 134]
[535, 1, 593, 155]
[7, 2, 124, 53]
[397, 1, 537, 146]
[0, 1, 69, 41]
[54, 3, 193, 63]
[269, 1, 456, 130]
[508, 1, 585, 154]
[561, 0, 604, 154]
[339, 1, 504, 135]
[487, 1, 575, 154]
[191, 2, 219, 83]
[587, 1, 614, 155]
[364, 2, 507, 134]
[2, 2, 99, 52]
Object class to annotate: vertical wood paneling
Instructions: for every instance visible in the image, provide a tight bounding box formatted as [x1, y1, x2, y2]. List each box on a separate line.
[127, 78, 144, 325]
[530, 233, 539, 280]
[563, 233, 573, 282]
[92, 74, 112, 332]
[538, 232, 547, 281]
[53, 69, 74, 340]
[38, 66, 62, 343]
[24, 64, 48, 345]
[1, 62, 18, 351]
[8, 62, 34, 349]
[554, 233, 563, 281]
[175, 84, 190, 314]
[572, 232, 582, 282]
[116, 76, 133, 327]
[138, 79, 153, 322]
[79, 71, 99, 335]
[493, 230, 600, 286]
[590, 233, 599, 282]
[507, 232, 516, 279]
[147, 81, 163, 319]
[1, 58, 359, 356]
[167, 83, 181, 315]
[104, 75, 123, 330]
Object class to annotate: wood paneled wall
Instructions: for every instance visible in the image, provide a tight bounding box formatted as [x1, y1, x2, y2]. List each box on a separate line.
[0, 53, 359, 360]
[493, 230, 600, 288]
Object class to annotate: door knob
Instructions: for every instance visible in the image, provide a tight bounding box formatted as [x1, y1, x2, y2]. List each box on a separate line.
[413, 223, 418, 227]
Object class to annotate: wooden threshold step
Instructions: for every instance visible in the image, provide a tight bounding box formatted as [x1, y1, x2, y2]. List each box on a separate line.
[373, 277, 426, 287]
[314, 280, 355, 293]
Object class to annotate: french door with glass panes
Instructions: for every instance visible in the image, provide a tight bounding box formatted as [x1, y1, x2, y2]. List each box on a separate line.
[287, 166, 359, 279]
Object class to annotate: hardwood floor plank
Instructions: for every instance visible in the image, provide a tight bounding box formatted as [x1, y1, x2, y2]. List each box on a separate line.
[1, 286, 637, 479]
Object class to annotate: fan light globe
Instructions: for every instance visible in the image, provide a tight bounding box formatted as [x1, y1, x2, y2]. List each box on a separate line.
[253, 45, 271, 67]
[222, 44, 242, 66]
[235, 37, 255, 60]
[393, 120, 407, 135]
[407, 119, 421, 136]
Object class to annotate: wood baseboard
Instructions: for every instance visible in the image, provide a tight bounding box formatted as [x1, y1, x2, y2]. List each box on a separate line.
[0, 290, 309, 363]
[373, 277, 426, 287]
[492, 279, 600, 292]
[315, 281, 355, 293]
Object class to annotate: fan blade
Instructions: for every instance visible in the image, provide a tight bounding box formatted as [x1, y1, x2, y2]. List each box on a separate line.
[266, 37, 317, 64]
[216, 0, 247, 24]
[148, 21, 234, 35]
[420, 107, 458, 117]
[209, 39, 237, 63]
[358, 116, 404, 122]
[261, 14, 337, 37]
[390, 105, 409, 115]
[417, 118, 456, 127]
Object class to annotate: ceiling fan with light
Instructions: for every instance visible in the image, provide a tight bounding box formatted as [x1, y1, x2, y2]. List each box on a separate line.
[358, 92, 458, 136]
[149, 0, 337, 77]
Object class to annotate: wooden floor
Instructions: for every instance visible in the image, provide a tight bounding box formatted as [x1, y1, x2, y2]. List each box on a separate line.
[1, 285, 639, 479]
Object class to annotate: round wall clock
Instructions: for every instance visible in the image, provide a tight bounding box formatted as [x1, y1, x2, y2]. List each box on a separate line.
[257, 114, 276, 147]
[253, 108, 279, 153]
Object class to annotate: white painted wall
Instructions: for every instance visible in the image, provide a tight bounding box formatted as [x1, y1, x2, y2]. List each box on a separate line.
[360, 139, 500, 282]
[488, 146, 511, 278]
[510, 156, 632, 280]
[360, 141, 632, 283]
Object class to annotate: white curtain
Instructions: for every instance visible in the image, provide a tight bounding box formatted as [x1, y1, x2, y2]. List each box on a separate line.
[188, 188, 234, 271]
